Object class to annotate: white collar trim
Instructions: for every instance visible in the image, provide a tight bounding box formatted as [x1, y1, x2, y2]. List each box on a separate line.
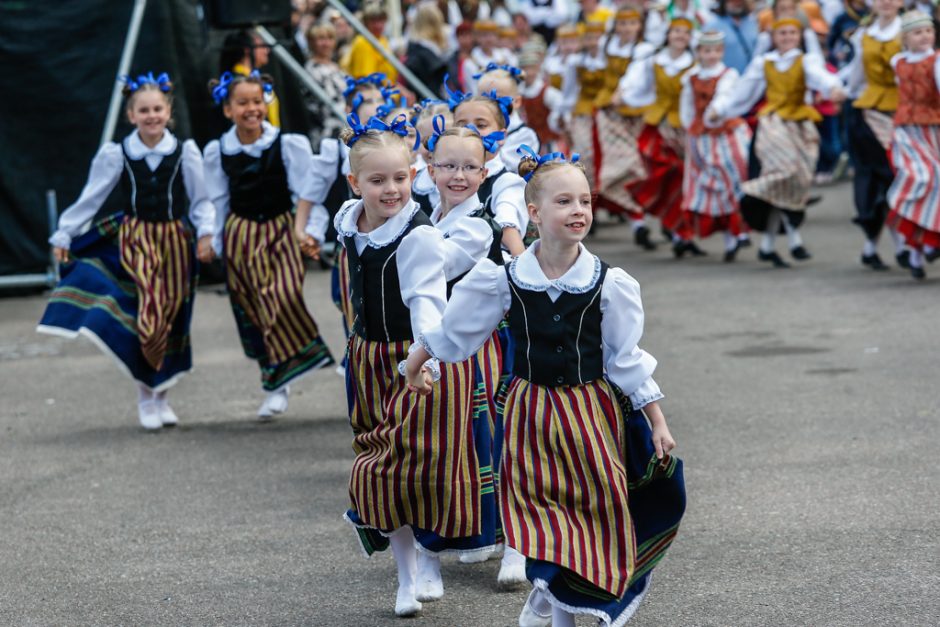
[124, 130, 177, 159]
[220, 121, 279, 156]
[431, 194, 482, 230]
[509, 242, 601, 294]
[337, 198, 422, 247]
[654, 49, 694, 74]
[867, 16, 902, 41]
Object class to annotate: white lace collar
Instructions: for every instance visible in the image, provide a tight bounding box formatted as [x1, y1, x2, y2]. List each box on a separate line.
[509, 242, 602, 294]
[866, 16, 901, 41]
[124, 130, 177, 159]
[220, 121, 279, 157]
[898, 49, 934, 63]
[431, 194, 481, 231]
[336, 198, 422, 247]
[691, 62, 727, 79]
[654, 49, 695, 75]
[765, 47, 802, 63]
[606, 36, 652, 58]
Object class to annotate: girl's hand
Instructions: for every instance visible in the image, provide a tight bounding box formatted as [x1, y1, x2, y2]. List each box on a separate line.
[196, 236, 215, 263]
[406, 367, 433, 396]
[706, 110, 722, 124]
[643, 401, 676, 460]
[829, 87, 847, 104]
[53, 247, 69, 264]
[404, 347, 433, 396]
[295, 229, 321, 260]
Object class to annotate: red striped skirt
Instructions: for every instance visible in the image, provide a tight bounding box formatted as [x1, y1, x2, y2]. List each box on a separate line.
[346, 336, 482, 538]
[500, 377, 634, 598]
[629, 123, 687, 233]
[119, 217, 193, 371]
[886, 124, 940, 246]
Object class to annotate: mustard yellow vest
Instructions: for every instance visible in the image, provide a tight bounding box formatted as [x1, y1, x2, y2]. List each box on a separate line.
[574, 65, 607, 116]
[643, 63, 687, 127]
[760, 56, 821, 122]
[852, 34, 901, 112]
[595, 55, 645, 116]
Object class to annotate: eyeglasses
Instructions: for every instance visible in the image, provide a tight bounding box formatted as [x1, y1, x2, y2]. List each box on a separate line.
[433, 163, 485, 174]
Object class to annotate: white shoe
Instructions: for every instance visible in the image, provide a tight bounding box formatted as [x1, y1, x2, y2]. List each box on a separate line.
[334, 365, 346, 377]
[138, 401, 162, 431]
[458, 546, 495, 563]
[395, 586, 422, 617]
[257, 386, 289, 420]
[415, 553, 443, 602]
[157, 402, 179, 427]
[519, 589, 552, 627]
[498, 547, 528, 590]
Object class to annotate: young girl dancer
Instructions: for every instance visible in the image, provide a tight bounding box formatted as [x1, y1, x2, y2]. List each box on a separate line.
[412, 100, 453, 215]
[475, 64, 542, 174]
[450, 88, 528, 255]
[885, 11, 940, 280]
[335, 115, 485, 617]
[405, 152, 685, 627]
[518, 48, 565, 153]
[203, 71, 334, 417]
[621, 17, 697, 256]
[597, 6, 659, 250]
[843, 0, 904, 270]
[680, 31, 753, 261]
[707, 18, 846, 267]
[39, 73, 214, 430]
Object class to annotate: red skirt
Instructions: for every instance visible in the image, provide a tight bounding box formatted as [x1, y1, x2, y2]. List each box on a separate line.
[628, 123, 688, 235]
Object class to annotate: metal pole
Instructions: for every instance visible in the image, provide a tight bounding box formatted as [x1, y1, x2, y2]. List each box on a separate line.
[254, 26, 347, 123]
[99, 0, 148, 147]
[323, 0, 436, 101]
[0, 191, 60, 290]
[47, 189, 60, 284]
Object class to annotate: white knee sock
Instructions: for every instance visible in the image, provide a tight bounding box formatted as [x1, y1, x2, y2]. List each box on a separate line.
[760, 210, 781, 254]
[551, 606, 577, 627]
[909, 249, 924, 268]
[389, 527, 418, 597]
[631, 219, 647, 231]
[890, 229, 906, 254]
[154, 390, 168, 408]
[723, 232, 738, 252]
[137, 384, 154, 404]
[782, 216, 803, 249]
[862, 239, 877, 256]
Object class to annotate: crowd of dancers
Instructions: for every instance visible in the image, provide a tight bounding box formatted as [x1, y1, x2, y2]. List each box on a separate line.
[36, 1, 939, 624]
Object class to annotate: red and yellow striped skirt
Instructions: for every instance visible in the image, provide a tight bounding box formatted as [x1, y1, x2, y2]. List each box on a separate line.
[500, 377, 635, 598]
[119, 217, 193, 371]
[346, 336, 482, 538]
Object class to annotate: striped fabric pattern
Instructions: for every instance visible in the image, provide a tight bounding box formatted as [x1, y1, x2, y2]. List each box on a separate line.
[335, 246, 355, 337]
[119, 217, 193, 370]
[224, 212, 328, 371]
[501, 377, 634, 597]
[630, 123, 687, 233]
[682, 123, 751, 217]
[863, 108, 894, 152]
[595, 110, 647, 216]
[569, 114, 598, 189]
[346, 336, 481, 538]
[742, 114, 819, 210]
[886, 125, 940, 240]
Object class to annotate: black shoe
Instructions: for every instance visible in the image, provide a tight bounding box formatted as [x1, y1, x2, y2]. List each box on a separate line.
[861, 253, 889, 271]
[790, 245, 812, 261]
[686, 241, 707, 257]
[806, 195, 822, 207]
[758, 250, 790, 268]
[737, 236, 752, 248]
[911, 265, 926, 280]
[896, 250, 912, 269]
[925, 248, 940, 264]
[724, 243, 740, 262]
[634, 225, 657, 251]
[661, 227, 673, 241]
[672, 240, 689, 258]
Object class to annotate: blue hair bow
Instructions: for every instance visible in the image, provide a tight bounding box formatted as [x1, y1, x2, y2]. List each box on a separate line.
[516, 144, 580, 181]
[479, 90, 513, 126]
[426, 115, 448, 153]
[347, 113, 420, 151]
[122, 71, 172, 93]
[211, 71, 235, 105]
[443, 73, 472, 110]
[343, 72, 387, 97]
[470, 126, 505, 154]
[472, 62, 523, 82]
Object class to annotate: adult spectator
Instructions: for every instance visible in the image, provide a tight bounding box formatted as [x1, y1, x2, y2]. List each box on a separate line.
[219, 30, 281, 127]
[404, 3, 451, 96]
[702, 0, 758, 74]
[304, 23, 347, 145]
[515, 0, 572, 46]
[342, 3, 397, 80]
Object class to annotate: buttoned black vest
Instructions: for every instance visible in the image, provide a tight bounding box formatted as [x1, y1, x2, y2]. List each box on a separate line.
[220, 133, 293, 221]
[505, 259, 608, 386]
[445, 206, 505, 297]
[478, 169, 514, 216]
[120, 140, 187, 222]
[345, 209, 433, 341]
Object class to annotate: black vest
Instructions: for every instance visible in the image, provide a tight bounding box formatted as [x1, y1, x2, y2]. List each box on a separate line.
[220, 132, 294, 221]
[506, 258, 608, 386]
[478, 169, 513, 216]
[445, 206, 505, 297]
[120, 140, 187, 222]
[413, 191, 435, 216]
[345, 209, 433, 342]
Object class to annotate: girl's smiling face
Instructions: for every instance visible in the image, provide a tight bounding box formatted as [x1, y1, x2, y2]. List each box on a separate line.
[772, 24, 802, 52]
[127, 90, 171, 144]
[904, 24, 936, 53]
[348, 148, 415, 225]
[428, 135, 487, 208]
[224, 81, 267, 134]
[454, 100, 503, 135]
[667, 25, 692, 52]
[614, 17, 642, 42]
[528, 165, 593, 245]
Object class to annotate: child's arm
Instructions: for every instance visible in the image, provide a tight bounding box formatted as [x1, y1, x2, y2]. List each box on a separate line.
[618, 55, 656, 109]
[708, 54, 767, 120]
[490, 176, 529, 256]
[678, 72, 696, 130]
[803, 53, 847, 103]
[293, 199, 327, 260]
[643, 401, 676, 460]
[180, 140, 216, 263]
[202, 140, 230, 258]
[50, 142, 124, 261]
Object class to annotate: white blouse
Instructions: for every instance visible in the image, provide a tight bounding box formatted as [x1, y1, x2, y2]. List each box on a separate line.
[203, 122, 327, 254]
[50, 131, 214, 249]
[679, 63, 740, 129]
[426, 194, 495, 281]
[501, 112, 541, 175]
[619, 49, 695, 109]
[890, 50, 940, 91]
[419, 242, 664, 408]
[708, 49, 841, 120]
[605, 36, 655, 62]
[412, 160, 441, 208]
[842, 16, 902, 100]
[334, 198, 447, 344]
[482, 155, 528, 235]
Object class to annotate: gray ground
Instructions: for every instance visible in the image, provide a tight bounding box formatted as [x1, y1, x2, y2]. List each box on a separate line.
[1, 180, 938, 627]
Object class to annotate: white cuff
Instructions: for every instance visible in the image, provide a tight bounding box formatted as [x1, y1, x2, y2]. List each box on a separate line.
[49, 231, 71, 249]
[629, 377, 664, 409]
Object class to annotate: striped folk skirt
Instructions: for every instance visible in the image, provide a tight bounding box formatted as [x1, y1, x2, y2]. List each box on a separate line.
[330, 246, 355, 341]
[595, 110, 647, 217]
[742, 114, 819, 211]
[846, 107, 895, 239]
[37, 213, 196, 391]
[629, 123, 688, 235]
[224, 212, 334, 391]
[501, 377, 685, 625]
[886, 124, 940, 249]
[569, 114, 599, 189]
[344, 336, 485, 555]
[682, 125, 751, 238]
